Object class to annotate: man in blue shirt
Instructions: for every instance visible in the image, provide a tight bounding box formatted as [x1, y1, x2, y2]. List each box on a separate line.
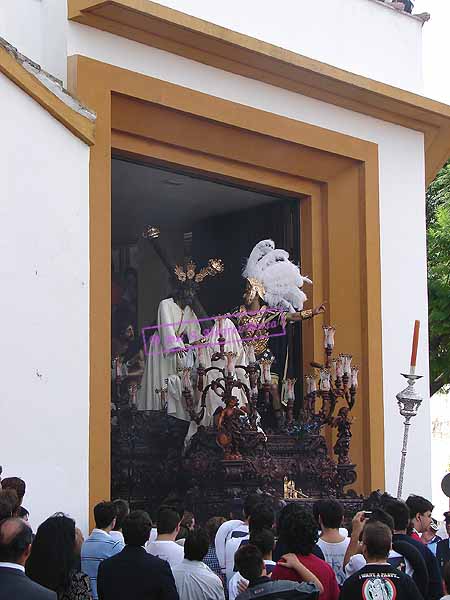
[81, 501, 124, 600]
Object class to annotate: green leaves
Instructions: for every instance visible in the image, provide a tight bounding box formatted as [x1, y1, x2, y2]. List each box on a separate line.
[427, 160, 450, 396]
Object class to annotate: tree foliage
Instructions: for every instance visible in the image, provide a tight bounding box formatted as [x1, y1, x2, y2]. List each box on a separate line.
[427, 160, 450, 396]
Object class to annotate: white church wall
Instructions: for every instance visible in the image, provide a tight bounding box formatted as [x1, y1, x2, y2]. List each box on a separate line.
[152, 0, 424, 93]
[68, 25, 432, 498]
[0, 0, 43, 64]
[0, 0, 68, 83]
[1, 0, 423, 93]
[0, 72, 90, 534]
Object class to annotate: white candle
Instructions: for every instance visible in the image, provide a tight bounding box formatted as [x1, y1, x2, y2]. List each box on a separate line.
[351, 366, 359, 388]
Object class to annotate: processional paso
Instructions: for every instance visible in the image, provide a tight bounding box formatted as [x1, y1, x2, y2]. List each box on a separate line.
[111, 231, 362, 502]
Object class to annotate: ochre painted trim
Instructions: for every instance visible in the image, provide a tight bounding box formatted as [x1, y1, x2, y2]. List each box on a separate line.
[67, 0, 450, 181]
[68, 55, 385, 522]
[0, 44, 95, 146]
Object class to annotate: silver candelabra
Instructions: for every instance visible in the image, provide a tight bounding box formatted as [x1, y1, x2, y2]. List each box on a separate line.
[396, 372, 423, 499]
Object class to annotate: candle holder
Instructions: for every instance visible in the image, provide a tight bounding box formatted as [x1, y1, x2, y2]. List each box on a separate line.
[284, 378, 297, 426]
[300, 327, 358, 495]
[396, 372, 423, 499]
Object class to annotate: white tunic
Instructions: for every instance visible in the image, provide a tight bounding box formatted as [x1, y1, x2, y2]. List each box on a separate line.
[137, 298, 201, 420]
[138, 298, 250, 427]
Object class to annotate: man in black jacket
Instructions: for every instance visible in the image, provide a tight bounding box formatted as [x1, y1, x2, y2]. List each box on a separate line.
[0, 518, 56, 600]
[97, 510, 179, 600]
[235, 544, 319, 600]
[385, 499, 443, 600]
[437, 512, 450, 575]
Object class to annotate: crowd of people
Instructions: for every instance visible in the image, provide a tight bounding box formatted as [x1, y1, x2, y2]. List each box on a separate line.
[1, 476, 450, 600]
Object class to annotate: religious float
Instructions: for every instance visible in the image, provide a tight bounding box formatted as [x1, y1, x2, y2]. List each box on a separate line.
[110, 229, 363, 520]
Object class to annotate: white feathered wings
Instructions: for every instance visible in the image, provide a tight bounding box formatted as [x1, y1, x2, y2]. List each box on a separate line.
[242, 239, 311, 312]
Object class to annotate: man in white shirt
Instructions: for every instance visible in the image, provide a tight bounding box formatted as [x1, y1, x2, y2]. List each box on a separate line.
[146, 506, 184, 569]
[223, 495, 272, 583]
[172, 528, 225, 600]
[315, 499, 350, 586]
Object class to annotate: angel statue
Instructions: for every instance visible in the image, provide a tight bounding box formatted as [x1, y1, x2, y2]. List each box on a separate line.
[233, 239, 325, 429]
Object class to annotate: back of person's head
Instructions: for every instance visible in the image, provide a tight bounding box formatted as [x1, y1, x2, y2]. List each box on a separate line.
[205, 516, 227, 544]
[184, 528, 210, 561]
[318, 499, 344, 530]
[362, 522, 392, 561]
[0, 489, 19, 520]
[122, 510, 152, 546]
[279, 508, 318, 555]
[181, 512, 195, 530]
[18, 506, 30, 521]
[113, 499, 129, 531]
[249, 502, 274, 534]
[384, 499, 410, 531]
[244, 493, 263, 519]
[235, 544, 264, 583]
[0, 518, 33, 564]
[160, 494, 185, 521]
[1, 477, 26, 505]
[26, 513, 77, 592]
[368, 508, 395, 532]
[444, 561, 450, 595]
[249, 528, 275, 559]
[406, 494, 434, 518]
[94, 501, 117, 530]
[157, 506, 181, 535]
[277, 502, 304, 532]
[364, 490, 395, 512]
[176, 511, 195, 541]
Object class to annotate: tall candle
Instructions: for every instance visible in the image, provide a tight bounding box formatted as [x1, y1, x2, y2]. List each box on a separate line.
[410, 320, 420, 369]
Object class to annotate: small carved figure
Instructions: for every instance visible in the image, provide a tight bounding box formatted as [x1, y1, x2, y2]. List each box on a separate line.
[333, 407, 353, 465]
[216, 397, 248, 459]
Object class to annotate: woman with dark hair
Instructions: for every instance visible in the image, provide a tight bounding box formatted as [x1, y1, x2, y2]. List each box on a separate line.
[26, 513, 92, 600]
[271, 508, 339, 600]
[273, 503, 325, 562]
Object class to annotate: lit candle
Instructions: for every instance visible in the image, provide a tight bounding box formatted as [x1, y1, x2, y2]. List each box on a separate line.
[116, 357, 122, 379]
[286, 378, 296, 401]
[245, 344, 256, 364]
[335, 357, 343, 378]
[305, 375, 312, 395]
[340, 354, 352, 376]
[226, 352, 236, 376]
[319, 369, 331, 392]
[351, 366, 359, 389]
[410, 320, 420, 374]
[323, 326, 336, 350]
